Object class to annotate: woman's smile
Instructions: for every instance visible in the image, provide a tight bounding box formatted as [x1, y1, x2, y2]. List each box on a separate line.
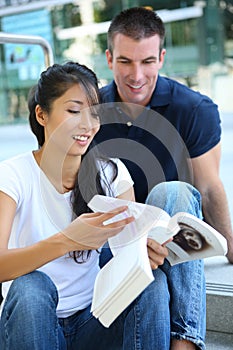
[72, 134, 91, 147]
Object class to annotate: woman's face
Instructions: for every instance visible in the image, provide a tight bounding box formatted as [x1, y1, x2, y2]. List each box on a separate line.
[41, 84, 100, 157]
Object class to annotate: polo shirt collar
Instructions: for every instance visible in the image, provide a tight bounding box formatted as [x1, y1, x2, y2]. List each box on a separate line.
[102, 81, 117, 103]
[150, 75, 171, 108]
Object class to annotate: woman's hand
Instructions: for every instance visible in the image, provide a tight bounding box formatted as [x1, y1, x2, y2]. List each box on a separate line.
[62, 206, 134, 251]
[147, 238, 171, 270]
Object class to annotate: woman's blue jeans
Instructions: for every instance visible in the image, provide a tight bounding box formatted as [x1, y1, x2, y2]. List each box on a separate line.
[0, 181, 206, 350]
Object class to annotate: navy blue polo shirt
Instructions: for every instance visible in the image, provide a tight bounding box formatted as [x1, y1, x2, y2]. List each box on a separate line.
[95, 75, 221, 203]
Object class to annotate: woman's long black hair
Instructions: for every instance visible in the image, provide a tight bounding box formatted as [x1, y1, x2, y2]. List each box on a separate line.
[28, 61, 117, 262]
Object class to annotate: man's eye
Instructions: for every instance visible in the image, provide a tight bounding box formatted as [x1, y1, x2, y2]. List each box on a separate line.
[118, 60, 130, 64]
[143, 60, 157, 64]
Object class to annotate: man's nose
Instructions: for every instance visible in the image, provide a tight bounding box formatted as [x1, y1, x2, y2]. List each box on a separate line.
[129, 63, 144, 82]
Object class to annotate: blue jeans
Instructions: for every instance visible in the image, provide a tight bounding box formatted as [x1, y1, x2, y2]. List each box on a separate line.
[100, 181, 206, 350]
[147, 181, 206, 349]
[0, 181, 206, 350]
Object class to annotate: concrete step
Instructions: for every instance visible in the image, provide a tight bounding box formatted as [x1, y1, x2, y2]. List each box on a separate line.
[205, 256, 233, 333]
[206, 331, 233, 350]
[204, 256, 233, 349]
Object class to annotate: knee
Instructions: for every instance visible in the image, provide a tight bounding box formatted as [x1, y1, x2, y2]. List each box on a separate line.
[146, 181, 202, 217]
[6, 271, 58, 311]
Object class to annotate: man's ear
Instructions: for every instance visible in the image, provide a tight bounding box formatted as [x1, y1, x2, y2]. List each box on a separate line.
[35, 105, 47, 126]
[105, 49, 113, 70]
[158, 48, 166, 69]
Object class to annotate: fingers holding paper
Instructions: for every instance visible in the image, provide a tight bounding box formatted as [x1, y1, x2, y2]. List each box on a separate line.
[62, 206, 134, 251]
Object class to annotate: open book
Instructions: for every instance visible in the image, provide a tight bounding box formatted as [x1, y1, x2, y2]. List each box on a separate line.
[88, 195, 227, 327]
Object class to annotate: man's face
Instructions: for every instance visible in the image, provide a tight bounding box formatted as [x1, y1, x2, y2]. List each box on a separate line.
[106, 33, 166, 106]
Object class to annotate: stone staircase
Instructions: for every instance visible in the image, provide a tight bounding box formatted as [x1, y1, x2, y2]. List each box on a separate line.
[205, 256, 233, 349]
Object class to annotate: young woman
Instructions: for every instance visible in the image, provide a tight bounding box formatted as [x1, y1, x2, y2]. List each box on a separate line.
[0, 62, 133, 350]
[0, 61, 168, 350]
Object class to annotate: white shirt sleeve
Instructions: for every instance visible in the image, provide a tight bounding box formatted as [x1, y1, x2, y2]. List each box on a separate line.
[99, 158, 134, 197]
[0, 160, 23, 205]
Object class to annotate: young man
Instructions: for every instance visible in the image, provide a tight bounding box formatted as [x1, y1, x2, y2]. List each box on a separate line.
[95, 6, 233, 350]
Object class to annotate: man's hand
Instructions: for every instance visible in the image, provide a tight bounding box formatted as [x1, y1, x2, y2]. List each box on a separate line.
[147, 238, 169, 270]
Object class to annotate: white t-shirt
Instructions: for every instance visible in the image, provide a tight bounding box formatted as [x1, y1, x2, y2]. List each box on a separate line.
[0, 151, 133, 318]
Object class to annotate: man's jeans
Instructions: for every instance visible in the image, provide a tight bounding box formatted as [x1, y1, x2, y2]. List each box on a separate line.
[0, 181, 206, 350]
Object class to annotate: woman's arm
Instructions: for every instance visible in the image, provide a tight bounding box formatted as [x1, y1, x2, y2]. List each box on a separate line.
[117, 186, 135, 201]
[0, 191, 69, 281]
[0, 191, 134, 282]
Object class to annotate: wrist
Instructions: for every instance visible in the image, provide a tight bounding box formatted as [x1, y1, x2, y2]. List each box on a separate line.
[56, 232, 74, 254]
[57, 232, 86, 254]
[41, 232, 73, 256]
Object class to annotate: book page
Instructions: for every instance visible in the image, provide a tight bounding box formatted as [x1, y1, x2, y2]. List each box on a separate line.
[91, 240, 141, 310]
[88, 196, 227, 266]
[147, 220, 179, 244]
[91, 235, 154, 327]
[88, 195, 170, 255]
[166, 212, 228, 265]
[97, 266, 153, 327]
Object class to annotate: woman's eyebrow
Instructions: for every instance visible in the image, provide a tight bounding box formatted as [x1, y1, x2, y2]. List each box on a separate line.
[64, 99, 84, 105]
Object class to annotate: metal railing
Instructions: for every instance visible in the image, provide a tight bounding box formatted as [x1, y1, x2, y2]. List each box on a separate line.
[0, 32, 54, 67]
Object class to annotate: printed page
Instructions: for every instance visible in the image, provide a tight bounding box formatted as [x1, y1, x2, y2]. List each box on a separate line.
[166, 212, 228, 265]
[88, 195, 170, 255]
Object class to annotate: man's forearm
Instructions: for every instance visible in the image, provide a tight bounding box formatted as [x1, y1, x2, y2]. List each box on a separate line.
[201, 182, 233, 262]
